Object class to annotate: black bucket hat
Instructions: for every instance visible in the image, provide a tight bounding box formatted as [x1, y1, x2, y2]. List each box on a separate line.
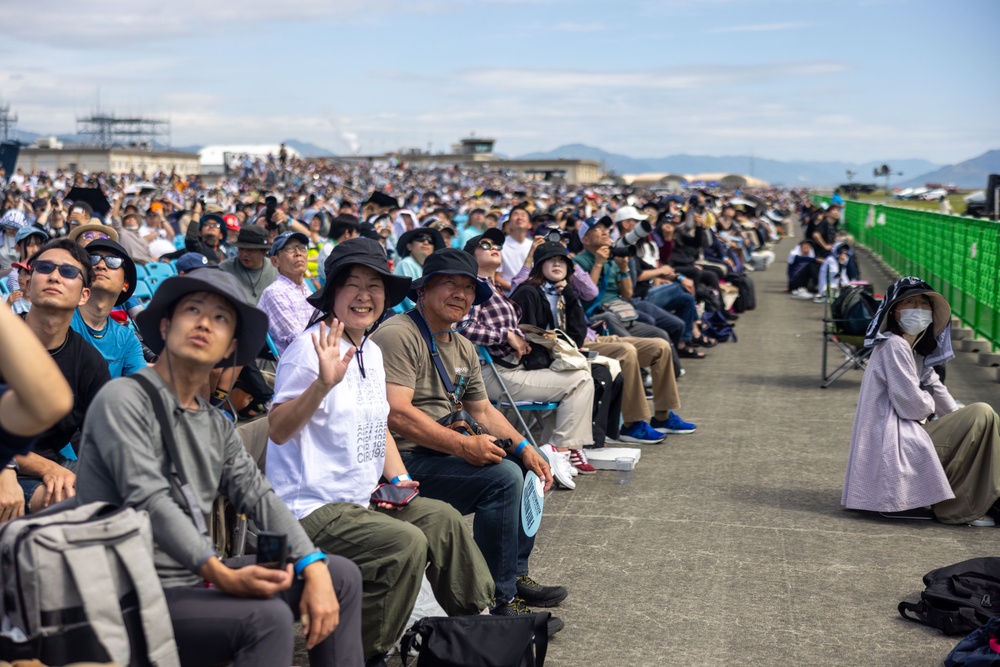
[233, 225, 271, 249]
[462, 228, 505, 255]
[864, 277, 950, 346]
[307, 238, 412, 316]
[396, 227, 445, 259]
[408, 248, 492, 305]
[86, 239, 137, 306]
[135, 268, 269, 367]
[530, 241, 574, 277]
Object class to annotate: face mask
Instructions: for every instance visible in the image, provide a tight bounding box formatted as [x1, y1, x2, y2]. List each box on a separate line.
[897, 308, 933, 335]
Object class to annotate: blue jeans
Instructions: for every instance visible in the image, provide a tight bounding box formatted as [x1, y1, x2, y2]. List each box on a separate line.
[632, 300, 684, 346]
[645, 282, 698, 341]
[400, 449, 533, 603]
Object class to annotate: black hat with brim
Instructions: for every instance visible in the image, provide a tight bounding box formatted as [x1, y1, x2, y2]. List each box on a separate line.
[530, 241, 574, 276]
[233, 225, 271, 249]
[408, 248, 492, 306]
[307, 238, 412, 316]
[463, 227, 506, 254]
[396, 227, 445, 259]
[365, 191, 399, 209]
[86, 238, 138, 306]
[135, 268, 269, 367]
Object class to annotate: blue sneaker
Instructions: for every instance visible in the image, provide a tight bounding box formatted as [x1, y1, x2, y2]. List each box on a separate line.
[650, 411, 697, 435]
[618, 421, 667, 444]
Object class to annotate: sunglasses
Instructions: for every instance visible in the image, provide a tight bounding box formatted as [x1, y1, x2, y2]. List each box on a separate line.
[477, 241, 503, 252]
[81, 231, 109, 242]
[90, 253, 125, 269]
[412, 235, 434, 245]
[202, 222, 222, 229]
[31, 259, 86, 283]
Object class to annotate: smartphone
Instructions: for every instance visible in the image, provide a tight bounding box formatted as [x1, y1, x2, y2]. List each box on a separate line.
[256, 531, 289, 569]
[371, 483, 419, 508]
[586, 350, 599, 359]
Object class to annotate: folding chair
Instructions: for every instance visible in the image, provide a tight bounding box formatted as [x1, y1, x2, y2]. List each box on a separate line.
[477, 346, 557, 447]
[144, 261, 176, 280]
[820, 270, 875, 388]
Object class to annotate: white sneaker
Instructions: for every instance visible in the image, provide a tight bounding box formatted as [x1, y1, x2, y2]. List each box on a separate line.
[560, 450, 579, 476]
[790, 287, 814, 300]
[539, 445, 575, 489]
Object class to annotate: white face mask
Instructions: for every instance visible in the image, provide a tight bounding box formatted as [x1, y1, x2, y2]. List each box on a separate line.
[897, 308, 934, 335]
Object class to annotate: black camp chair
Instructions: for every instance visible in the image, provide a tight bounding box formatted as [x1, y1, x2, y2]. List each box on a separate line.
[821, 274, 877, 388]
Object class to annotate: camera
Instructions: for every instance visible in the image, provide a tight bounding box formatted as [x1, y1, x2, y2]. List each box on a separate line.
[544, 229, 563, 244]
[494, 438, 513, 450]
[609, 219, 651, 257]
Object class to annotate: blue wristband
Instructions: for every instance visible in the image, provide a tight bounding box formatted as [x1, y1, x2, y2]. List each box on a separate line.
[294, 551, 328, 579]
[514, 439, 530, 457]
[391, 474, 412, 485]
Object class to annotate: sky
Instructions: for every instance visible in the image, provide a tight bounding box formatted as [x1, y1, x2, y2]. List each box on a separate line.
[0, 0, 997, 164]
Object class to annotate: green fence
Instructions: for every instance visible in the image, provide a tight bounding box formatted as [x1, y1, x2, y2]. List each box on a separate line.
[813, 197, 1000, 352]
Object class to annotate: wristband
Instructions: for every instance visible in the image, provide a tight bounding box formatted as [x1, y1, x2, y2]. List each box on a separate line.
[391, 474, 412, 485]
[294, 551, 328, 579]
[514, 439, 530, 457]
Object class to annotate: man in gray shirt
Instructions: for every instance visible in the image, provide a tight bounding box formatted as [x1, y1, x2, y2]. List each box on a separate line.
[76, 268, 363, 667]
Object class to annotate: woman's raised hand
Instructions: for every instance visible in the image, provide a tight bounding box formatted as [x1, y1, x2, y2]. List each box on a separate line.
[312, 319, 357, 390]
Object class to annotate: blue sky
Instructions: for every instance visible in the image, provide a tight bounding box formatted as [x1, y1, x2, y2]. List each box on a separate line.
[1, 0, 996, 164]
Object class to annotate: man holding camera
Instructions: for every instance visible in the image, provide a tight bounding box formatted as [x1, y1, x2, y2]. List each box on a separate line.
[371, 248, 565, 636]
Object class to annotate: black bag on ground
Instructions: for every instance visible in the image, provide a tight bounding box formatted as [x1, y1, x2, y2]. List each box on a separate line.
[589, 363, 622, 447]
[830, 285, 878, 335]
[731, 274, 756, 313]
[400, 612, 549, 667]
[899, 557, 1000, 635]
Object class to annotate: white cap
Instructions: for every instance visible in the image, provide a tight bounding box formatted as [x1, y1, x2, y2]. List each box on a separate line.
[613, 205, 649, 223]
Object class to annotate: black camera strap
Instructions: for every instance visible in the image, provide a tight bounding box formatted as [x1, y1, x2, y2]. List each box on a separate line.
[406, 309, 455, 396]
[132, 373, 209, 536]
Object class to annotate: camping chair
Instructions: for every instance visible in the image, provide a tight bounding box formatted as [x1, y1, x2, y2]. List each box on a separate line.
[820, 270, 875, 388]
[477, 346, 558, 447]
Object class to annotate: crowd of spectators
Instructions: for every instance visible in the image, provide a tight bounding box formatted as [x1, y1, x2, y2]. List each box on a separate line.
[0, 154, 806, 666]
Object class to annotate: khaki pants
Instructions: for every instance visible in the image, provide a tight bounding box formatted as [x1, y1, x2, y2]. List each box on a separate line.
[926, 403, 1000, 524]
[482, 365, 595, 448]
[588, 336, 680, 425]
[300, 496, 494, 659]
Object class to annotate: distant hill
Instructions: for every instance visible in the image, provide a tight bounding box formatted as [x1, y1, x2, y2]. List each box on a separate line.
[515, 144, 944, 187]
[898, 149, 1000, 189]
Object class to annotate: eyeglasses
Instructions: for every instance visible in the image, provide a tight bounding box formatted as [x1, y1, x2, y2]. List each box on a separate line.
[89, 253, 125, 270]
[202, 222, 222, 229]
[477, 241, 503, 252]
[279, 244, 308, 256]
[412, 235, 433, 245]
[80, 231, 108, 242]
[31, 259, 86, 283]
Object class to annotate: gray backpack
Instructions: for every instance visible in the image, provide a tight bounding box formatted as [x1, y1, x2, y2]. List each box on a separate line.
[0, 500, 180, 667]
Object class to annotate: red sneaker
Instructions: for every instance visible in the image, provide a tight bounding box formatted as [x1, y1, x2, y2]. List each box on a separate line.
[569, 449, 597, 474]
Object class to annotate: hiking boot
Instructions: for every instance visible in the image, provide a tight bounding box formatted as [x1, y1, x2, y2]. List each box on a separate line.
[650, 411, 697, 435]
[516, 575, 569, 607]
[618, 421, 667, 444]
[539, 444, 575, 489]
[568, 448, 597, 474]
[491, 596, 564, 636]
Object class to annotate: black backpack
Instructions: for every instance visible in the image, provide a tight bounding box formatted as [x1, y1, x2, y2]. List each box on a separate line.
[899, 558, 1000, 635]
[830, 285, 878, 335]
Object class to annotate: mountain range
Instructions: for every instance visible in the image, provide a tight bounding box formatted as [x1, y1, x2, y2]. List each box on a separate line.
[514, 144, 1000, 189]
[7, 128, 996, 188]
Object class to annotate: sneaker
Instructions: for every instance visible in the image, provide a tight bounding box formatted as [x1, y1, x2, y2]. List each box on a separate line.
[491, 597, 564, 637]
[516, 575, 569, 607]
[650, 411, 697, 435]
[813, 295, 827, 304]
[618, 421, 667, 444]
[790, 287, 815, 300]
[539, 444, 575, 489]
[568, 449, 597, 474]
[559, 450, 579, 477]
[968, 516, 996, 527]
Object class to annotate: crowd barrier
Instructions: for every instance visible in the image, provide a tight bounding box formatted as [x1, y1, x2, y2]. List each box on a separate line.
[813, 196, 1000, 352]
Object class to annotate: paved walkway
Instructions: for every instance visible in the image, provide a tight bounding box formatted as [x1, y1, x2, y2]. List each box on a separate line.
[529, 235, 1000, 666]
